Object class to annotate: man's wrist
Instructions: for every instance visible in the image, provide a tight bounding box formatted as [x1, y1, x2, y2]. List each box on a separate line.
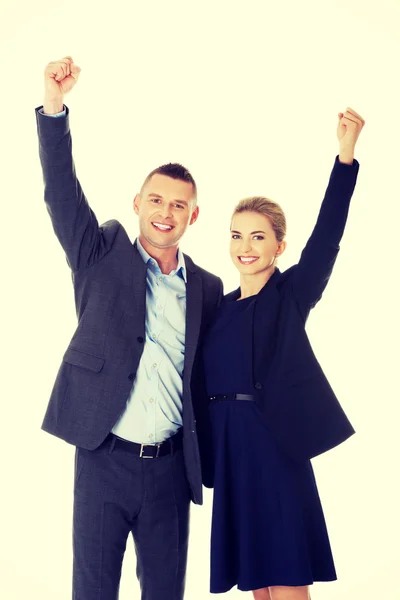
[43, 99, 64, 114]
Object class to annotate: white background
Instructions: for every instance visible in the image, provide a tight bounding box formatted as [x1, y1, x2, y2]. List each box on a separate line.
[1, 0, 399, 598]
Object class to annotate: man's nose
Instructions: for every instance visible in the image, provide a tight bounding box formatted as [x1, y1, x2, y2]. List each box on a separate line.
[159, 203, 173, 219]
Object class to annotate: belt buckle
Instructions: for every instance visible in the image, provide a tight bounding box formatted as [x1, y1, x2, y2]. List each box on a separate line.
[140, 442, 161, 459]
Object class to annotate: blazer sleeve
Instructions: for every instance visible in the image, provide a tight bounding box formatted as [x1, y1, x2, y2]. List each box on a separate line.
[36, 105, 112, 272]
[291, 156, 360, 315]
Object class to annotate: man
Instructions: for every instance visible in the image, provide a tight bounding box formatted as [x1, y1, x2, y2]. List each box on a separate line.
[36, 56, 223, 600]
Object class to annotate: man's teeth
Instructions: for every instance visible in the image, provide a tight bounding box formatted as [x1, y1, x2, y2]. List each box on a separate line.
[153, 222, 173, 231]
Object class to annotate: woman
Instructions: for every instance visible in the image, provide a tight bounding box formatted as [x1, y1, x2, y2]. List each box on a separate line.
[202, 108, 365, 599]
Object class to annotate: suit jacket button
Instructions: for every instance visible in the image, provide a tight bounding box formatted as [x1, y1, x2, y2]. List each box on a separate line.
[128, 373, 135, 381]
[255, 382, 262, 390]
[137, 336, 144, 343]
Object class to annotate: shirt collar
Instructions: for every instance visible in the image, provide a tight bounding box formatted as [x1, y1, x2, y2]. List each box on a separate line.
[136, 237, 187, 282]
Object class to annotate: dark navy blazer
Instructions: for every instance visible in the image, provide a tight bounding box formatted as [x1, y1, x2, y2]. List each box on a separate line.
[35, 106, 223, 504]
[225, 156, 360, 463]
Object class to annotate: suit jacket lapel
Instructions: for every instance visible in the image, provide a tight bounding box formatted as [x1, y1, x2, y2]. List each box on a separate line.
[253, 268, 282, 377]
[116, 242, 147, 335]
[126, 245, 204, 376]
[130, 244, 147, 317]
[184, 256, 203, 381]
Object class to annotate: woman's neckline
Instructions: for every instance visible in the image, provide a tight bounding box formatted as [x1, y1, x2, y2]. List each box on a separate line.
[235, 294, 257, 302]
[225, 292, 257, 304]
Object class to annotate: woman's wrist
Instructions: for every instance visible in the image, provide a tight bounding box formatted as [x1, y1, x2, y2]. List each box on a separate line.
[338, 148, 355, 164]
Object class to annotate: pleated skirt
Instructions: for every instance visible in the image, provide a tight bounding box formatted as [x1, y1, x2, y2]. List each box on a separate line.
[209, 399, 337, 593]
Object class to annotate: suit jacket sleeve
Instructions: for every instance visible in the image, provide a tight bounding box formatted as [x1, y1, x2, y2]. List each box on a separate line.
[291, 156, 360, 316]
[36, 105, 110, 272]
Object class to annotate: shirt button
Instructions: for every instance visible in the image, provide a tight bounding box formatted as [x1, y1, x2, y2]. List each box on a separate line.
[137, 336, 144, 343]
[152, 363, 157, 369]
[149, 434, 153, 439]
[255, 382, 262, 390]
[158, 277, 163, 282]
[128, 373, 135, 381]
[149, 398, 154, 403]
[157, 305, 163, 311]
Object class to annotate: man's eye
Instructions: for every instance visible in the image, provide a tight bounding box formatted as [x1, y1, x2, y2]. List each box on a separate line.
[174, 204, 184, 209]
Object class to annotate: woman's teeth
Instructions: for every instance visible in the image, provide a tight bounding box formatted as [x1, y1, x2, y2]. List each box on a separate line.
[152, 222, 173, 231]
[238, 257, 258, 264]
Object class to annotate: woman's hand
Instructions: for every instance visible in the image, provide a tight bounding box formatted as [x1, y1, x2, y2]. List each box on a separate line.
[337, 107, 365, 164]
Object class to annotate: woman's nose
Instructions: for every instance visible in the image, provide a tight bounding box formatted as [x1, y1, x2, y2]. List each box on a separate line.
[238, 240, 252, 253]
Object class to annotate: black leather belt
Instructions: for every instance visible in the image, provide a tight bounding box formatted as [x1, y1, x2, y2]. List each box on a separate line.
[109, 428, 183, 459]
[209, 394, 255, 402]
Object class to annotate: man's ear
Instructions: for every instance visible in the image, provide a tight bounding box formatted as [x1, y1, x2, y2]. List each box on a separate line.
[133, 193, 140, 215]
[189, 205, 200, 225]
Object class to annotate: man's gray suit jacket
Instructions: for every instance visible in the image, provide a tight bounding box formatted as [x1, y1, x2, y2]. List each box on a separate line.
[36, 106, 223, 505]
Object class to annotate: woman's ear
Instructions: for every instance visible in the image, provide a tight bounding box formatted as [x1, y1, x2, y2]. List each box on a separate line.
[276, 240, 287, 257]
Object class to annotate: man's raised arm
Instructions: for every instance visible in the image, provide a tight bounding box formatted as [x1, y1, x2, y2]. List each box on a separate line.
[36, 57, 115, 272]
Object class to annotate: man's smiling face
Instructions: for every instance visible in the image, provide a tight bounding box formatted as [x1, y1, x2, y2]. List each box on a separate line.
[134, 174, 199, 251]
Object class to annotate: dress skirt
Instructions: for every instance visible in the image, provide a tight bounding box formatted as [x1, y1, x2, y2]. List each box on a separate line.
[209, 398, 337, 593]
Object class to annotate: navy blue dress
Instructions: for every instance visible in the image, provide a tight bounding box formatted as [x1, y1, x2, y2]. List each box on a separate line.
[202, 294, 336, 593]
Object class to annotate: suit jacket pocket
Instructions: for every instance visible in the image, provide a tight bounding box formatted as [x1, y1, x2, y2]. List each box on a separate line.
[63, 347, 105, 373]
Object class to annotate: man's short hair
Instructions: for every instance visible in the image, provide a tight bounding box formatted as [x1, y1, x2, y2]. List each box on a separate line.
[141, 163, 197, 207]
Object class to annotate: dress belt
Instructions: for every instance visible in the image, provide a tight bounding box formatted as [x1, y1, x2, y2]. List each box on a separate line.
[108, 428, 183, 459]
[209, 394, 255, 402]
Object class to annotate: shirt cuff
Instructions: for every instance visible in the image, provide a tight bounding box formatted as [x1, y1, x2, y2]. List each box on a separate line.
[38, 106, 66, 117]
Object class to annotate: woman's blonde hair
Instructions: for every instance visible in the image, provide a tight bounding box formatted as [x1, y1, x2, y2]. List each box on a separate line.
[232, 196, 287, 242]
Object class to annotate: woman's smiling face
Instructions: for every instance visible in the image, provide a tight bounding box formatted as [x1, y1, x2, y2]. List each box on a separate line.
[230, 211, 286, 276]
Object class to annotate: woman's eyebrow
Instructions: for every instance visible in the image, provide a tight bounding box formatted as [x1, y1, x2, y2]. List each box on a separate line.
[231, 230, 266, 234]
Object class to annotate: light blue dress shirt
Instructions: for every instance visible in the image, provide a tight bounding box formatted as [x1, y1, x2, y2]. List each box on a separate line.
[42, 107, 188, 444]
[112, 239, 187, 443]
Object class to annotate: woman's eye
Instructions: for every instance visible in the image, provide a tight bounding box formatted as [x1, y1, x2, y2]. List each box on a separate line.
[231, 235, 240, 240]
[253, 236, 264, 240]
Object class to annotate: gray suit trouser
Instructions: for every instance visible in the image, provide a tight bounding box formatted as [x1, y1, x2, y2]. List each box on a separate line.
[73, 433, 191, 600]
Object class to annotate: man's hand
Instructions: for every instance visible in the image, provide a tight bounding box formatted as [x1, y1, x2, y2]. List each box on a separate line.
[43, 56, 81, 114]
[337, 107, 365, 164]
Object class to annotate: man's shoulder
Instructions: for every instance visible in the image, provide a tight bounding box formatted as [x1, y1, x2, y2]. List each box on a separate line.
[86, 219, 135, 265]
[196, 265, 222, 286]
[183, 253, 222, 286]
[99, 219, 132, 245]
[99, 218, 122, 233]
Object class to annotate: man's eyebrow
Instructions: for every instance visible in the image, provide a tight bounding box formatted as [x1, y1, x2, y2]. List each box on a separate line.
[148, 193, 188, 205]
[231, 230, 266, 234]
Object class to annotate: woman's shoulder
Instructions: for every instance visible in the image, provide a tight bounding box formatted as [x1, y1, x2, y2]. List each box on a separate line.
[223, 266, 300, 305]
[224, 287, 241, 302]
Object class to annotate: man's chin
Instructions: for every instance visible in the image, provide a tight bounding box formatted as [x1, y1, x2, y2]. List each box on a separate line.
[142, 234, 182, 251]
